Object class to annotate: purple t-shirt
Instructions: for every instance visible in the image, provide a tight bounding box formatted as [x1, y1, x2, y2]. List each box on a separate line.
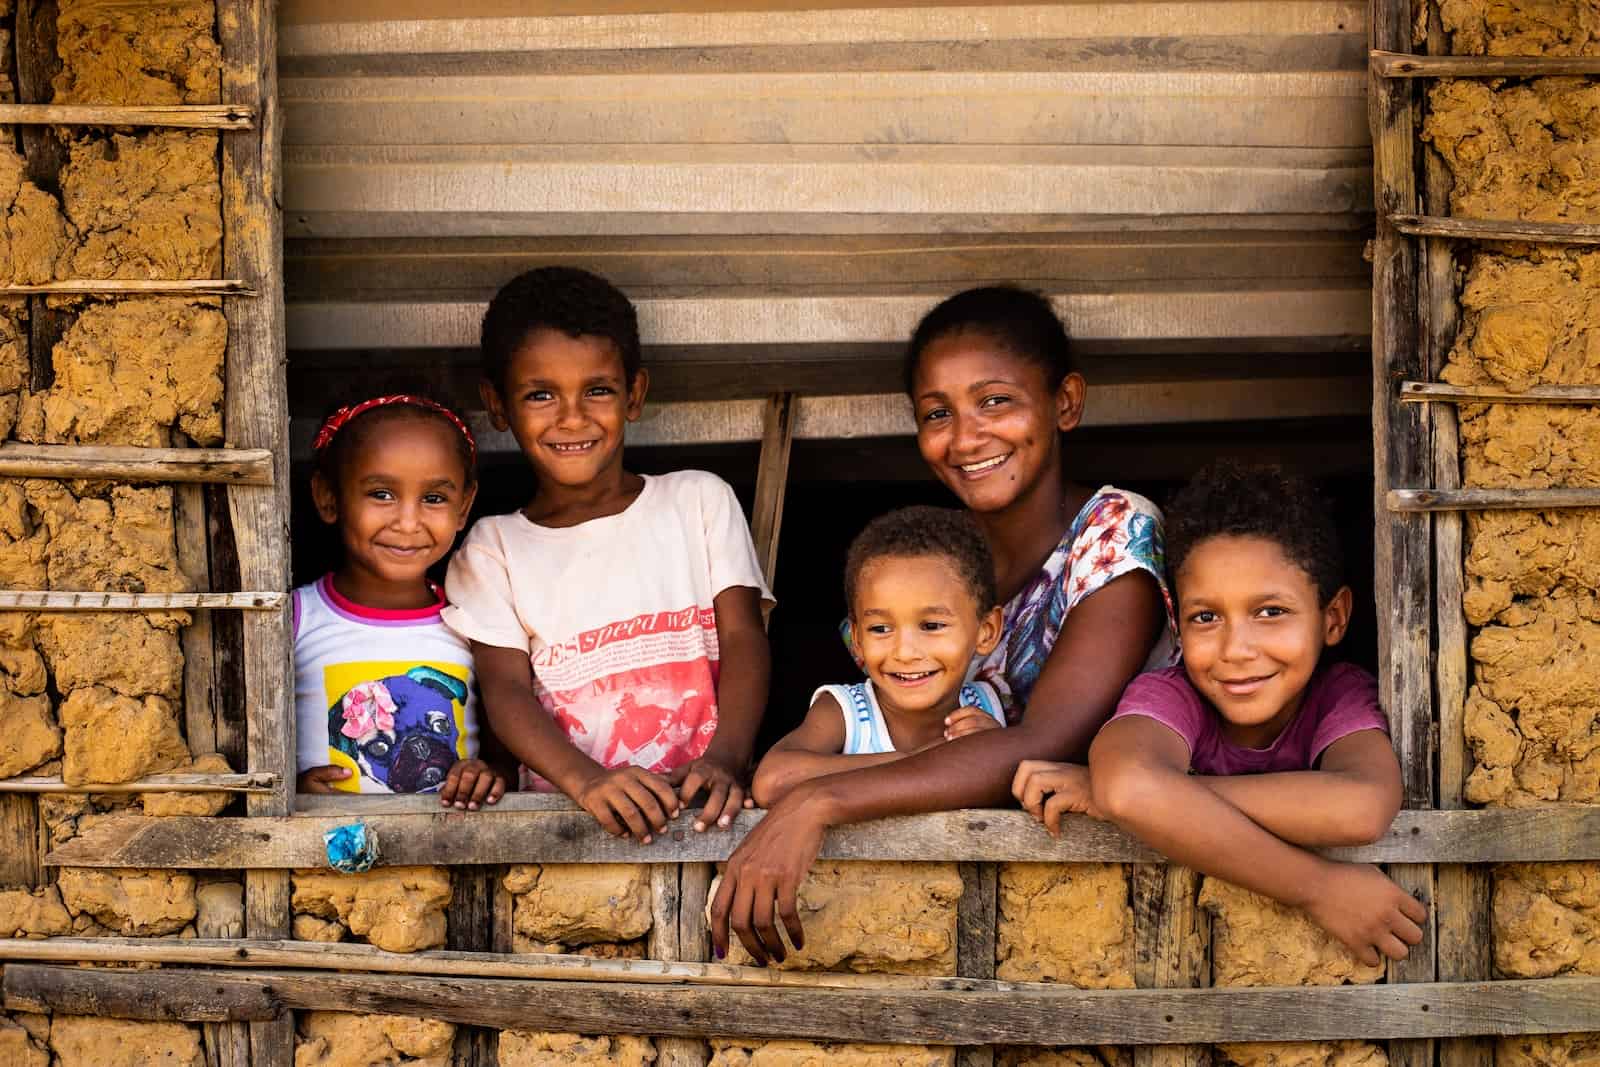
[1110, 662, 1389, 776]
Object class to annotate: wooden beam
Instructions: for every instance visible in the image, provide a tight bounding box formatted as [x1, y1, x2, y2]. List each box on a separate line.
[0, 591, 285, 611]
[0, 103, 254, 127]
[1371, 50, 1600, 78]
[46, 806, 1600, 869]
[1389, 488, 1600, 513]
[10, 965, 1600, 1046]
[1390, 214, 1600, 246]
[0, 443, 274, 484]
[0, 772, 276, 795]
[1133, 864, 1209, 1067]
[956, 861, 999, 1067]
[0, 279, 254, 296]
[750, 392, 795, 588]
[1401, 381, 1600, 405]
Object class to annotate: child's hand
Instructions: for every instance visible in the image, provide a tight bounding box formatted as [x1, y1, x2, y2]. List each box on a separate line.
[944, 707, 1002, 742]
[574, 766, 681, 844]
[1011, 759, 1102, 834]
[297, 766, 352, 794]
[1301, 862, 1428, 966]
[438, 759, 507, 810]
[670, 754, 747, 832]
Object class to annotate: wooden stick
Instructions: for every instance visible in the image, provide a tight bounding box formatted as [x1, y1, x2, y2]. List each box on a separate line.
[11, 964, 1600, 1045]
[45, 806, 1600, 870]
[1389, 488, 1600, 512]
[1402, 381, 1600, 405]
[0, 279, 254, 296]
[1371, 50, 1600, 77]
[1391, 214, 1600, 246]
[0, 591, 285, 611]
[0, 103, 254, 128]
[0, 772, 276, 795]
[0, 443, 274, 484]
[750, 391, 795, 589]
[0, 937, 1012, 992]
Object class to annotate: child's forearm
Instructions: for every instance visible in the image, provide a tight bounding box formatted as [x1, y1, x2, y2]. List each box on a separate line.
[479, 678, 606, 798]
[705, 625, 770, 768]
[1195, 771, 1399, 847]
[751, 750, 907, 807]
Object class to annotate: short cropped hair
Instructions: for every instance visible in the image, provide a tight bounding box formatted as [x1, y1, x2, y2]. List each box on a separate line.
[1165, 462, 1345, 604]
[904, 286, 1076, 396]
[844, 506, 998, 615]
[480, 267, 642, 392]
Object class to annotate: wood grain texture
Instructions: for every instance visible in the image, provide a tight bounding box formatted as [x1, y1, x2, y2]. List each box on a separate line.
[956, 862, 999, 1067]
[46, 807, 1600, 869]
[0, 103, 253, 127]
[0, 591, 284, 611]
[750, 392, 795, 588]
[0, 443, 274, 484]
[0, 795, 41, 888]
[1133, 864, 1209, 1067]
[1390, 214, 1600, 245]
[0, 279, 254, 295]
[0, 773, 275, 794]
[1388, 488, 1600, 512]
[10, 964, 1600, 1045]
[447, 867, 496, 1067]
[1401, 381, 1600, 405]
[1371, 50, 1600, 77]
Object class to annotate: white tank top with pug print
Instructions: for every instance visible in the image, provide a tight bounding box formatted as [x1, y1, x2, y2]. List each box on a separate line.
[293, 574, 479, 794]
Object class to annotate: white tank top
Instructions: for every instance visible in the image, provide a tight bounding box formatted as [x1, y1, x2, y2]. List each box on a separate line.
[811, 679, 1005, 756]
[293, 575, 479, 794]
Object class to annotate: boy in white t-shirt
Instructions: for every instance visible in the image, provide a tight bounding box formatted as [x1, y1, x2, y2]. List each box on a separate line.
[444, 267, 773, 842]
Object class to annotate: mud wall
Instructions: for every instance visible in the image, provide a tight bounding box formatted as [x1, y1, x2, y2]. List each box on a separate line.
[1425, 2, 1600, 1065]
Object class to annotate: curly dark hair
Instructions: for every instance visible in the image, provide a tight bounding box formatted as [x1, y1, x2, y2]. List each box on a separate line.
[844, 505, 997, 615]
[1165, 462, 1344, 604]
[903, 285, 1076, 397]
[480, 266, 642, 394]
[312, 396, 477, 491]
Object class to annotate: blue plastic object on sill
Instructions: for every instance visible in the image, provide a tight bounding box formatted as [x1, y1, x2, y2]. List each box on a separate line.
[323, 822, 380, 873]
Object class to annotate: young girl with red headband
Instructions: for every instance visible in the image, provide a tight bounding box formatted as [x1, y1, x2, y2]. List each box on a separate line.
[293, 394, 508, 808]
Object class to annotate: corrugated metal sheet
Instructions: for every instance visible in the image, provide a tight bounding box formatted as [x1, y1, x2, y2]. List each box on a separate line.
[279, 2, 1372, 446]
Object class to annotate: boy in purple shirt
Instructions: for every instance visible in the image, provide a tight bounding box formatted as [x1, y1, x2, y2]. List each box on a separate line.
[1012, 463, 1427, 966]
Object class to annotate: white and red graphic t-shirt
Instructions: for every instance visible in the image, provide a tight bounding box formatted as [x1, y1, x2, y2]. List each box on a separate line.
[442, 471, 773, 790]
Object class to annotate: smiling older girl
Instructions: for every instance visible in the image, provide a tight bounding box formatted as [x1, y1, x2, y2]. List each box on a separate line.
[711, 286, 1178, 964]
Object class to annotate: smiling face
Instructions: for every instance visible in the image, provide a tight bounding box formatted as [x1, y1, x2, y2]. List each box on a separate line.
[312, 414, 477, 609]
[910, 330, 1085, 515]
[850, 553, 1003, 721]
[481, 327, 647, 493]
[1176, 534, 1353, 748]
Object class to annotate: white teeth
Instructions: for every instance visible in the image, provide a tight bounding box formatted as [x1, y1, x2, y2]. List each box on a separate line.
[960, 455, 1008, 473]
[550, 442, 594, 452]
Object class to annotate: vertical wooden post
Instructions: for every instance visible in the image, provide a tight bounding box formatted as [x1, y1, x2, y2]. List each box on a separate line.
[955, 862, 998, 1067]
[651, 863, 708, 1066]
[1370, 8, 1437, 1067]
[1421, 9, 1492, 1067]
[751, 392, 795, 589]
[449, 868, 497, 1067]
[14, 0, 68, 398]
[219, 2, 293, 1066]
[1133, 865, 1209, 1067]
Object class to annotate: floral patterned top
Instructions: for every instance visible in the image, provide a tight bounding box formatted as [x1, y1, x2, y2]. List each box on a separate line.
[974, 485, 1178, 723]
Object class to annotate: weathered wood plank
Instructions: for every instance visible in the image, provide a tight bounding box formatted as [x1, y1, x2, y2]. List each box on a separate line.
[0, 103, 253, 127]
[15, 0, 69, 405]
[10, 965, 1600, 1045]
[0, 591, 284, 611]
[1133, 864, 1208, 1067]
[1390, 214, 1600, 246]
[172, 474, 220, 762]
[1389, 488, 1600, 513]
[0, 773, 276, 794]
[194, 888, 253, 1067]
[956, 862, 999, 1067]
[750, 392, 795, 588]
[0, 280, 254, 295]
[651, 864, 709, 1067]
[447, 866, 496, 1067]
[0, 444, 274, 484]
[1401, 381, 1600, 405]
[47, 807, 1600, 869]
[1372, 50, 1600, 78]
[0, 795, 40, 888]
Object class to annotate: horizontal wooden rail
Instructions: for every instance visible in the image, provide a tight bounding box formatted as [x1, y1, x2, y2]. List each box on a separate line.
[0, 103, 255, 128]
[1401, 382, 1600, 405]
[1389, 488, 1600, 513]
[1390, 214, 1600, 245]
[0, 444, 274, 484]
[0, 279, 254, 297]
[1371, 50, 1600, 78]
[0, 937, 989, 992]
[7, 965, 1600, 1046]
[0, 591, 285, 611]
[0, 773, 276, 795]
[45, 805, 1600, 869]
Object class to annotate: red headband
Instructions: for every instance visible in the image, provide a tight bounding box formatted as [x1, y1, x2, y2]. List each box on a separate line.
[312, 394, 478, 465]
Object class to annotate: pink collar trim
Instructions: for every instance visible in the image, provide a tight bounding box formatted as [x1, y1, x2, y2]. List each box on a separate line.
[317, 574, 444, 623]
